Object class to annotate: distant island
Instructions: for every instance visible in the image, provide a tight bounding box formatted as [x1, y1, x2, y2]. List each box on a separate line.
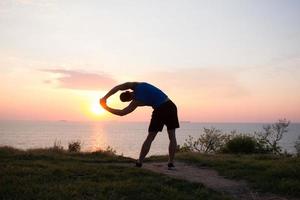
[180, 121, 191, 123]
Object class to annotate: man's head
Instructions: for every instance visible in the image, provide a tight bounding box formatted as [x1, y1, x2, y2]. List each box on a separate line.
[120, 91, 133, 102]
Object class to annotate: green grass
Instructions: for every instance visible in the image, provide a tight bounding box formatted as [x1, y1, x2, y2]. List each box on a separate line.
[0, 147, 230, 200]
[149, 152, 300, 198]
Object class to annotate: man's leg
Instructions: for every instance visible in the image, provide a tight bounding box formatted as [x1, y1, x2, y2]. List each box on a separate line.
[167, 129, 177, 164]
[137, 131, 158, 164]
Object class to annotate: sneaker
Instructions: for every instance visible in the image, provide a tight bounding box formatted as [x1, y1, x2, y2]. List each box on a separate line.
[167, 162, 175, 170]
[135, 161, 142, 168]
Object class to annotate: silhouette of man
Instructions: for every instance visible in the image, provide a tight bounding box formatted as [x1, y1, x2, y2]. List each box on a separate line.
[100, 82, 179, 169]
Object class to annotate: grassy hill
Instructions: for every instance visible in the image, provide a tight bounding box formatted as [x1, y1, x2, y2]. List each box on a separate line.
[0, 147, 229, 200]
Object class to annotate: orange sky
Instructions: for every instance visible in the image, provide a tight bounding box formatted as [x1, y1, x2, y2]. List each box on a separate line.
[0, 67, 299, 122]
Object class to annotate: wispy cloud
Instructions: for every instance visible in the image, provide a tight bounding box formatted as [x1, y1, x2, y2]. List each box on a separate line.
[13, 0, 56, 6]
[43, 69, 116, 91]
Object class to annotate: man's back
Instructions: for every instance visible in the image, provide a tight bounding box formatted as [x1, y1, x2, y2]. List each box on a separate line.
[134, 82, 168, 109]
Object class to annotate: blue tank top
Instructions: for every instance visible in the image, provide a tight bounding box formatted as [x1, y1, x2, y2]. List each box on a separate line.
[134, 82, 168, 109]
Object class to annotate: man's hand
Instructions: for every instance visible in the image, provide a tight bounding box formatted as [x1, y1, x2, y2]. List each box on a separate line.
[100, 98, 107, 109]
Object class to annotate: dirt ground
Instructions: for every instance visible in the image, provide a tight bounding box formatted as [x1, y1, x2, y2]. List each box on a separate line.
[141, 162, 296, 200]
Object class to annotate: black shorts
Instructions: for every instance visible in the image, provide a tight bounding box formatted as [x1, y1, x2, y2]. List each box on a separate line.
[148, 100, 180, 132]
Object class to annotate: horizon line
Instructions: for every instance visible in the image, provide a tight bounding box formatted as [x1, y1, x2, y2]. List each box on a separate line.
[0, 119, 299, 124]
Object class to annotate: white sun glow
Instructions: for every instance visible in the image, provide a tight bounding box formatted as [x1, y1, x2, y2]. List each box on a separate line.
[91, 101, 105, 115]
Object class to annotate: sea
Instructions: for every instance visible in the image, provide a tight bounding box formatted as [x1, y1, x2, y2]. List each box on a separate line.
[0, 120, 299, 158]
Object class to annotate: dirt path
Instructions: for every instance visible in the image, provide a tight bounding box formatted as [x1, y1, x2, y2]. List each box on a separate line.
[140, 162, 294, 200]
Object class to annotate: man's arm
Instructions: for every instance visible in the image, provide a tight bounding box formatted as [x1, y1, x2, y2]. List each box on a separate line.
[103, 82, 138, 100]
[101, 101, 139, 116]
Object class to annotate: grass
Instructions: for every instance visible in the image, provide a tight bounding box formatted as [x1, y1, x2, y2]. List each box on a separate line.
[149, 152, 300, 198]
[0, 147, 230, 200]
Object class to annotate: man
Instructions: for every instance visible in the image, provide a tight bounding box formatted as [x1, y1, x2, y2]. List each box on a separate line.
[100, 82, 179, 169]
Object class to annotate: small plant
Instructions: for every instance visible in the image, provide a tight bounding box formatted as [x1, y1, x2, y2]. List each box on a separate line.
[50, 140, 64, 152]
[224, 135, 257, 154]
[93, 146, 117, 155]
[105, 146, 117, 155]
[176, 144, 192, 153]
[68, 140, 81, 152]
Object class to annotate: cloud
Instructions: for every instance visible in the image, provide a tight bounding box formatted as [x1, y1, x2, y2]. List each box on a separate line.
[13, 0, 55, 6]
[43, 69, 116, 91]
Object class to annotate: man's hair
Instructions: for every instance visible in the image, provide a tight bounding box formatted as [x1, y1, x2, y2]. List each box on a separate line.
[120, 91, 132, 102]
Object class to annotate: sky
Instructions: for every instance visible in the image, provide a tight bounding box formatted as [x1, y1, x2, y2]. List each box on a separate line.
[0, 0, 300, 122]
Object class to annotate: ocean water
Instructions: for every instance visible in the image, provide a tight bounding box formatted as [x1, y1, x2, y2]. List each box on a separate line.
[0, 120, 299, 158]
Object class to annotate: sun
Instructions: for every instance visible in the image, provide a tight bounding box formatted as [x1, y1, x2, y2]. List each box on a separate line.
[91, 102, 105, 115]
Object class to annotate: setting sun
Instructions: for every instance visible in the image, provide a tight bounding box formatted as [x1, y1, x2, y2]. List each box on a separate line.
[91, 102, 105, 115]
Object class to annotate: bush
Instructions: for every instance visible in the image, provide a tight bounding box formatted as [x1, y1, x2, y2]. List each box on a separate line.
[68, 141, 81, 153]
[181, 119, 291, 155]
[105, 145, 117, 155]
[93, 146, 117, 156]
[176, 144, 192, 153]
[223, 135, 257, 154]
[49, 140, 64, 152]
[255, 119, 290, 155]
[182, 127, 231, 153]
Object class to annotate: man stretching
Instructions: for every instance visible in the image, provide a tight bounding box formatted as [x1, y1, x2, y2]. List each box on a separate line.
[100, 82, 179, 169]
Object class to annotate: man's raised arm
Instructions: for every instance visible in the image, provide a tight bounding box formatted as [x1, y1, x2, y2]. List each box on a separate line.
[102, 101, 138, 116]
[102, 82, 137, 100]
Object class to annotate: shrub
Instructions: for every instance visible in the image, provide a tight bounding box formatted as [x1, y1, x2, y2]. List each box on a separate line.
[182, 127, 231, 153]
[181, 119, 291, 155]
[255, 119, 290, 155]
[68, 141, 81, 153]
[49, 140, 64, 152]
[176, 144, 192, 153]
[0, 146, 23, 155]
[224, 135, 257, 154]
[105, 145, 117, 155]
[93, 146, 117, 156]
